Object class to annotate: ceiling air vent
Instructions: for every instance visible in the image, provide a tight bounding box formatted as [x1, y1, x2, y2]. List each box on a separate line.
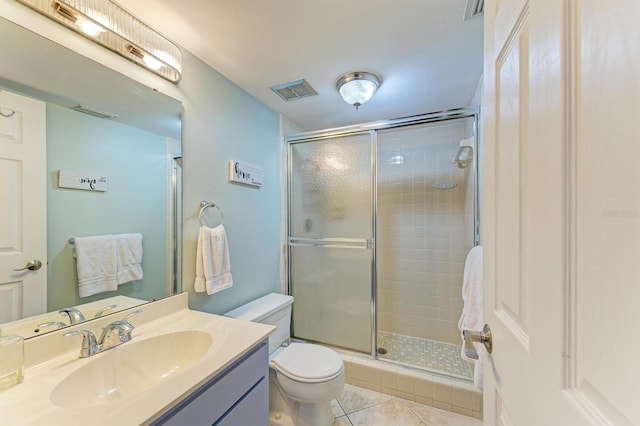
[270, 79, 318, 102]
[463, 0, 484, 21]
[71, 104, 118, 119]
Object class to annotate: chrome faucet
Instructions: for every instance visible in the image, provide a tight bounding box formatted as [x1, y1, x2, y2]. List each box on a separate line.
[64, 310, 142, 358]
[58, 307, 86, 324]
[59, 304, 118, 325]
[63, 329, 100, 357]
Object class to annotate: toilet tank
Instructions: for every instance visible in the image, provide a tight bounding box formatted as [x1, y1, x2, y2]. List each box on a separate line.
[224, 293, 293, 354]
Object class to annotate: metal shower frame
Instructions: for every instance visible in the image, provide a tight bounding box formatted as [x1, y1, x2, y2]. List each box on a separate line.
[285, 107, 480, 361]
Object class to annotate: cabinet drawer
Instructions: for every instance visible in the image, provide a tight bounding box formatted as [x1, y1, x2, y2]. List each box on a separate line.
[215, 377, 268, 426]
[153, 340, 268, 425]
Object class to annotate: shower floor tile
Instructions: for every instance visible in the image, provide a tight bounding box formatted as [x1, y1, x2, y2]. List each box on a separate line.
[377, 331, 473, 380]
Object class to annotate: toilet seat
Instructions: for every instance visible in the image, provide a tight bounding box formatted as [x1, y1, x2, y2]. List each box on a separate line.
[271, 343, 344, 383]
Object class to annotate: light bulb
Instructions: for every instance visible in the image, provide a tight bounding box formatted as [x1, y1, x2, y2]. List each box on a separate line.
[76, 16, 105, 37]
[143, 54, 163, 71]
[336, 72, 380, 110]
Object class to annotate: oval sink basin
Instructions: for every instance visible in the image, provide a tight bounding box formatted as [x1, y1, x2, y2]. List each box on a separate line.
[51, 330, 212, 408]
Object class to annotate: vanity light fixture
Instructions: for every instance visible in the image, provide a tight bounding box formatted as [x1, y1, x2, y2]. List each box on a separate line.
[14, 0, 183, 83]
[336, 72, 381, 110]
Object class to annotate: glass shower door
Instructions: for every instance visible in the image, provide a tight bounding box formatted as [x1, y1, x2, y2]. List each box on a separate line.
[289, 132, 373, 353]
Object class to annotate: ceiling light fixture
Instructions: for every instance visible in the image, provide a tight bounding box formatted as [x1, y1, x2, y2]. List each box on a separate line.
[336, 72, 381, 110]
[15, 0, 183, 83]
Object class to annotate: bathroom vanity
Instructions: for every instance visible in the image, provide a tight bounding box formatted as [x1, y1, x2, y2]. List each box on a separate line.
[0, 293, 274, 425]
[152, 340, 268, 425]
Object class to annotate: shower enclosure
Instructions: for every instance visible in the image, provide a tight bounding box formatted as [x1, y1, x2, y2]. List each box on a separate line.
[287, 109, 478, 380]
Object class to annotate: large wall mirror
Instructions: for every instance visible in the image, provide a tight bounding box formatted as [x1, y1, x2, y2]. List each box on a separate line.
[0, 17, 182, 339]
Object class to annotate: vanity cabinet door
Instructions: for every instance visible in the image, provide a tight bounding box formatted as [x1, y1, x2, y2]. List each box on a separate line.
[152, 340, 268, 426]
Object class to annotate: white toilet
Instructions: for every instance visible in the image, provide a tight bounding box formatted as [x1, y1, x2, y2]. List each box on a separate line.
[225, 293, 344, 426]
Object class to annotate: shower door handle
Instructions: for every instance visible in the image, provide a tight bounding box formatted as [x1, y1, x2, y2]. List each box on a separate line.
[289, 237, 371, 249]
[462, 324, 492, 359]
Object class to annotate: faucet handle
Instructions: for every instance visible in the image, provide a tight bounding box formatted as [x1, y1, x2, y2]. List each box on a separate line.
[94, 304, 118, 318]
[121, 309, 142, 326]
[37, 321, 67, 330]
[117, 310, 142, 342]
[64, 329, 100, 358]
[99, 310, 141, 347]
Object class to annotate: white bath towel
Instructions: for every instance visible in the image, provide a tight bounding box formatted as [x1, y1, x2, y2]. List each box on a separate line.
[458, 245, 484, 388]
[115, 233, 144, 285]
[74, 235, 118, 298]
[194, 225, 233, 295]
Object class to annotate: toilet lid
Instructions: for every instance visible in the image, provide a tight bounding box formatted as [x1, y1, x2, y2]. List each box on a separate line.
[271, 343, 343, 381]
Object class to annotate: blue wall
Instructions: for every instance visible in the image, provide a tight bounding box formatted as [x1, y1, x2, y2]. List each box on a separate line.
[178, 50, 281, 314]
[46, 104, 169, 309]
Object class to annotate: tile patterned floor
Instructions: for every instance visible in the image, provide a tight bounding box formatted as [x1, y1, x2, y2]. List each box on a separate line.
[377, 332, 473, 380]
[332, 384, 482, 425]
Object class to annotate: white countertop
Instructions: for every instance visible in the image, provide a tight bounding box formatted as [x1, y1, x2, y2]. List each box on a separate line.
[0, 293, 274, 425]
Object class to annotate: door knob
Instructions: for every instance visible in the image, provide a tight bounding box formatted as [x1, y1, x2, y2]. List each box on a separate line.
[13, 259, 43, 271]
[462, 324, 492, 359]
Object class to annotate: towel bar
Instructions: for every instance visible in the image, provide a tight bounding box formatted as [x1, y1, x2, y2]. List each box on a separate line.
[199, 201, 225, 226]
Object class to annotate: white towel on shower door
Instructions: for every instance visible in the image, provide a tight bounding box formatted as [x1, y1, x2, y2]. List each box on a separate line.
[194, 225, 233, 295]
[458, 245, 484, 388]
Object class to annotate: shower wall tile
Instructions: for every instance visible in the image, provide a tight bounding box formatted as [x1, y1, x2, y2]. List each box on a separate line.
[377, 119, 474, 344]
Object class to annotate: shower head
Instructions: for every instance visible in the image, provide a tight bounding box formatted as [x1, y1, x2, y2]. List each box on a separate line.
[454, 137, 474, 168]
[454, 146, 473, 168]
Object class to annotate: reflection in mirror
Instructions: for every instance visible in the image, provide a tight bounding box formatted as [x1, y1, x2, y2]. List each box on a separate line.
[0, 17, 182, 339]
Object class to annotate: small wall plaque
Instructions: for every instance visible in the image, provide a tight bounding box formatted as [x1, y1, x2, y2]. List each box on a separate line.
[228, 160, 263, 187]
[58, 170, 108, 192]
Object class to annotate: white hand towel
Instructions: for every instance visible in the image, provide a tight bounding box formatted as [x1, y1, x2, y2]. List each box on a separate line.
[74, 235, 118, 298]
[115, 233, 144, 285]
[194, 225, 233, 295]
[458, 245, 484, 388]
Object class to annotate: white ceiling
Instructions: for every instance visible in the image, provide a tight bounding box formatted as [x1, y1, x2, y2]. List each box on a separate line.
[116, 0, 484, 132]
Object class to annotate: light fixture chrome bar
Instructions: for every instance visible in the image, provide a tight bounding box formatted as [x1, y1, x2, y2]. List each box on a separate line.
[14, 0, 183, 83]
[52, 2, 77, 22]
[125, 44, 145, 60]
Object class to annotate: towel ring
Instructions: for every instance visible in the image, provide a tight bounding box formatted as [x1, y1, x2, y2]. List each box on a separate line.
[199, 201, 224, 226]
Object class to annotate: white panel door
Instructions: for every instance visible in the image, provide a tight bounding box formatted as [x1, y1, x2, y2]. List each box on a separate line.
[0, 90, 46, 323]
[483, 0, 640, 424]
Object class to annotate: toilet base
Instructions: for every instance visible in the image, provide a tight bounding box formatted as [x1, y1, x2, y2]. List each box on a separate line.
[268, 410, 295, 426]
[295, 400, 334, 426]
[268, 401, 334, 426]
[269, 369, 335, 426]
